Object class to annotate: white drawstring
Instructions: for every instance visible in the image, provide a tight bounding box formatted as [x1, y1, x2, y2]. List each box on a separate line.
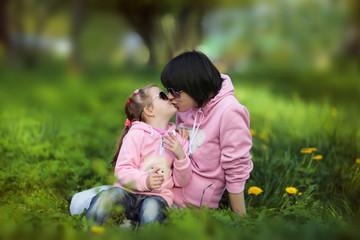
[189, 108, 205, 154]
[159, 136, 163, 155]
[149, 126, 177, 155]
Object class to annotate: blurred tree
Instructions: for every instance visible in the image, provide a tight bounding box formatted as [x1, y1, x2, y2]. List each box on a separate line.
[113, 0, 208, 66]
[343, 0, 360, 65]
[4, 0, 65, 67]
[90, 0, 219, 66]
[0, 0, 11, 62]
[70, 0, 86, 72]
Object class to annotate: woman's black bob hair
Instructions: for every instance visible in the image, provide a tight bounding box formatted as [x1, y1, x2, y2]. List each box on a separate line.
[161, 50, 223, 107]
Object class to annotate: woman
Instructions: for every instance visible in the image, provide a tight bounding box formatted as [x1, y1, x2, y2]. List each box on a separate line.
[161, 50, 253, 216]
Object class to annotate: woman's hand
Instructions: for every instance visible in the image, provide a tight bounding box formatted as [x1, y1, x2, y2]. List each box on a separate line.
[146, 168, 164, 190]
[177, 128, 189, 140]
[163, 132, 186, 160]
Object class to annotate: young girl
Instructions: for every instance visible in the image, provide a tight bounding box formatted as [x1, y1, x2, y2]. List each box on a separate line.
[85, 85, 191, 226]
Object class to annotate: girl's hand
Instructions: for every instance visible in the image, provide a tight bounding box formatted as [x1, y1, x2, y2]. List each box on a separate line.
[163, 132, 186, 160]
[146, 168, 164, 190]
[177, 128, 189, 140]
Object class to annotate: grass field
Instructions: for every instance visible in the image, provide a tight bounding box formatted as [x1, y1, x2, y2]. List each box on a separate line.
[0, 64, 359, 240]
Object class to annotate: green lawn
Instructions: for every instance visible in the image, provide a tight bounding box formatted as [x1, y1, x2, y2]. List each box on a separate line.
[0, 65, 359, 240]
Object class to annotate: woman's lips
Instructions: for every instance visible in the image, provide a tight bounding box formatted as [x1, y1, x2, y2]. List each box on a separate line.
[172, 103, 179, 109]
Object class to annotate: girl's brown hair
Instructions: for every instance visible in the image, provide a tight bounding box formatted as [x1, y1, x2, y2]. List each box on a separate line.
[111, 85, 156, 168]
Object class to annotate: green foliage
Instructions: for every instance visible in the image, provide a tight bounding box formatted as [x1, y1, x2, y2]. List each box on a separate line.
[0, 64, 359, 240]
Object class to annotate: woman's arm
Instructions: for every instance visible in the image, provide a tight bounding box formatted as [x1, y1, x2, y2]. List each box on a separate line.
[228, 191, 246, 217]
[219, 105, 253, 215]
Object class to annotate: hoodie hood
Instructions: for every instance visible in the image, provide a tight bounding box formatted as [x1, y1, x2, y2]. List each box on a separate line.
[128, 121, 177, 155]
[193, 74, 234, 116]
[186, 74, 235, 155]
[129, 121, 177, 136]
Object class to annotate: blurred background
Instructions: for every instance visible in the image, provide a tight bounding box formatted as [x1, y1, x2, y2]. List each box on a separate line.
[0, 0, 359, 72]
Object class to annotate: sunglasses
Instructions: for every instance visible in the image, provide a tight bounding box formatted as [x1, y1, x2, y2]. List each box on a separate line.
[166, 88, 183, 99]
[146, 91, 169, 108]
[153, 91, 169, 102]
[139, 91, 169, 121]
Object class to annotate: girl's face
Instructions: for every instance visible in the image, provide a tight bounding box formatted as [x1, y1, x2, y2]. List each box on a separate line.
[167, 91, 198, 112]
[148, 87, 177, 119]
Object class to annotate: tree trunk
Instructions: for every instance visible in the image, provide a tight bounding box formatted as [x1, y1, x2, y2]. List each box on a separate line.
[0, 0, 10, 62]
[70, 0, 85, 72]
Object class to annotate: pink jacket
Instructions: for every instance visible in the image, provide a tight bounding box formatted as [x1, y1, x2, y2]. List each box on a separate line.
[113, 121, 191, 206]
[172, 74, 253, 208]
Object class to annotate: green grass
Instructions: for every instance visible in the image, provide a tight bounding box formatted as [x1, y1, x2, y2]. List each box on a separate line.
[0, 64, 359, 240]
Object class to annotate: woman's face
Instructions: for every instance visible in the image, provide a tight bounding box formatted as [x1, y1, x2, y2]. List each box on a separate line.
[168, 91, 198, 112]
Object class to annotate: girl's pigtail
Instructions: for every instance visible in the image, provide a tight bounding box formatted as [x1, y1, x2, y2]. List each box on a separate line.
[111, 86, 155, 169]
[111, 123, 131, 169]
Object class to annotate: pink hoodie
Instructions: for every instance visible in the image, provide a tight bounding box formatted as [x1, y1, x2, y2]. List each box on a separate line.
[172, 74, 253, 208]
[113, 121, 191, 207]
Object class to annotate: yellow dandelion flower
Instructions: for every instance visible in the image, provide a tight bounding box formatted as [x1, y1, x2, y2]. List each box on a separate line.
[285, 187, 298, 195]
[248, 186, 263, 196]
[263, 145, 268, 150]
[91, 226, 105, 234]
[258, 133, 269, 143]
[356, 158, 360, 165]
[300, 148, 312, 154]
[298, 192, 302, 196]
[250, 129, 256, 136]
[331, 107, 337, 118]
[300, 148, 317, 154]
[313, 155, 323, 161]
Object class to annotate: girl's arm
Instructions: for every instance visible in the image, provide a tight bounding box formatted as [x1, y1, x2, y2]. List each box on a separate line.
[228, 191, 246, 217]
[163, 132, 192, 187]
[114, 131, 150, 191]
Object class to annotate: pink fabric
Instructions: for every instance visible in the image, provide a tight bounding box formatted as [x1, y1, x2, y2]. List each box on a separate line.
[173, 74, 253, 208]
[152, 126, 167, 136]
[113, 121, 191, 207]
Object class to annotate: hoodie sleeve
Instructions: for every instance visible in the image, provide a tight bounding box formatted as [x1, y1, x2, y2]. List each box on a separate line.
[220, 104, 253, 194]
[114, 130, 149, 192]
[172, 135, 192, 187]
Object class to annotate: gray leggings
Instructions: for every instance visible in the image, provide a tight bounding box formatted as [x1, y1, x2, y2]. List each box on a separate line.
[85, 187, 168, 226]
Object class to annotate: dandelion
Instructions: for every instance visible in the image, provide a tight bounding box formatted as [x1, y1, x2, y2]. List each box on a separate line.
[356, 158, 360, 165]
[301, 148, 312, 154]
[331, 107, 337, 118]
[247, 186, 263, 208]
[280, 187, 298, 211]
[285, 187, 298, 195]
[263, 145, 268, 150]
[91, 226, 105, 234]
[298, 192, 302, 196]
[250, 129, 256, 136]
[313, 155, 323, 172]
[258, 133, 269, 143]
[248, 186, 263, 196]
[300, 148, 319, 167]
[301, 148, 317, 154]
